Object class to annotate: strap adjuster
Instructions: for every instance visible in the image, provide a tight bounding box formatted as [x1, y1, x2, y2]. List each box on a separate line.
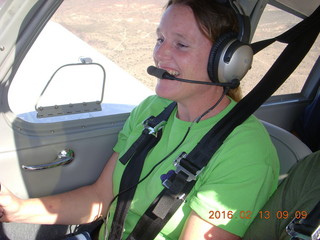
[143, 117, 167, 136]
[174, 152, 203, 182]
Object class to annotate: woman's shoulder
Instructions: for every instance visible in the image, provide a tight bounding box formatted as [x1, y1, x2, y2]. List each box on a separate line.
[219, 99, 271, 142]
[222, 114, 279, 167]
[228, 114, 272, 148]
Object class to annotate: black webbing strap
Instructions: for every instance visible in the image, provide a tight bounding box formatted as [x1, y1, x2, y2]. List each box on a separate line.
[251, 5, 319, 55]
[119, 102, 177, 165]
[108, 102, 176, 240]
[126, 172, 196, 240]
[109, 136, 162, 240]
[127, 6, 320, 240]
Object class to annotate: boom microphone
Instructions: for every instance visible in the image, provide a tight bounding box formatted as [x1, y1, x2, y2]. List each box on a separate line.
[147, 66, 239, 88]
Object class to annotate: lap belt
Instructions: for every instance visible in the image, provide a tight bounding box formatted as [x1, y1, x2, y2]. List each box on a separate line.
[109, 5, 320, 240]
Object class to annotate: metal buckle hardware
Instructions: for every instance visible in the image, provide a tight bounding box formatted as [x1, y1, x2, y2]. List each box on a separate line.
[312, 225, 320, 240]
[173, 152, 203, 182]
[286, 218, 320, 240]
[162, 179, 172, 190]
[143, 117, 167, 136]
[162, 152, 202, 199]
[311, 225, 320, 240]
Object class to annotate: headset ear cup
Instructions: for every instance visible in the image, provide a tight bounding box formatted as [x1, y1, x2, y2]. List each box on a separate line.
[207, 32, 237, 83]
[222, 40, 253, 83]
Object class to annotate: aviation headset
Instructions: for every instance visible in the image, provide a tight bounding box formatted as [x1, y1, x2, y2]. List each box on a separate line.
[207, 0, 253, 85]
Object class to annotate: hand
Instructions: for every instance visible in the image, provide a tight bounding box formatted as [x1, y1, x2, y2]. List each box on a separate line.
[0, 184, 22, 222]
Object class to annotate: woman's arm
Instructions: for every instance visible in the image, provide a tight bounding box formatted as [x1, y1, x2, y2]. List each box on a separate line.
[0, 152, 118, 225]
[179, 211, 241, 240]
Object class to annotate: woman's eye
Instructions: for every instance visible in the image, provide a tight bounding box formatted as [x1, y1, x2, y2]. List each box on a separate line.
[156, 38, 164, 44]
[177, 42, 188, 48]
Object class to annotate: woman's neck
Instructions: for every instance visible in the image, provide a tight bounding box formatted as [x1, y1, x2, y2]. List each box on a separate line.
[176, 91, 231, 122]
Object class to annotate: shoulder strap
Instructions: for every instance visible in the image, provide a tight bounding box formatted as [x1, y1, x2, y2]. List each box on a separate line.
[119, 102, 177, 165]
[108, 101, 176, 240]
[127, 6, 320, 240]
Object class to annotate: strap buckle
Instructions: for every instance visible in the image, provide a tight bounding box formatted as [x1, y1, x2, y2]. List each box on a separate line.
[174, 152, 203, 182]
[286, 218, 320, 240]
[143, 117, 167, 136]
[162, 152, 202, 197]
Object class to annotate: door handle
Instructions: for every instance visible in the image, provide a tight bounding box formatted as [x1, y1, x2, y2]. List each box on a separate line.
[21, 149, 75, 171]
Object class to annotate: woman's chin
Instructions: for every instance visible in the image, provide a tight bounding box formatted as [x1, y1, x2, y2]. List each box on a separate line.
[155, 79, 171, 92]
[155, 85, 176, 101]
[155, 90, 172, 100]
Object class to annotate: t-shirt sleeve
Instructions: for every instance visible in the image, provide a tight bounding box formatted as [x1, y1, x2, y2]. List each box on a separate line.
[113, 106, 140, 154]
[188, 119, 279, 237]
[113, 116, 133, 154]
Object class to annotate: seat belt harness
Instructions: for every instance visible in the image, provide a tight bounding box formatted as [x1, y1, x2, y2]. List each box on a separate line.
[119, 102, 177, 165]
[127, 5, 320, 240]
[108, 102, 176, 240]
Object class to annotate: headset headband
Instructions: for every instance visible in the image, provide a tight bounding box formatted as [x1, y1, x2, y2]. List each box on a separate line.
[216, 0, 251, 43]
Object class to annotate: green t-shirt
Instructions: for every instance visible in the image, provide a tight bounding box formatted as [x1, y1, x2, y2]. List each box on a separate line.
[100, 95, 279, 239]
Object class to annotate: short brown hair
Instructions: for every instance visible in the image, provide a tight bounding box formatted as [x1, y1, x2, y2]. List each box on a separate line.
[166, 0, 239, 43]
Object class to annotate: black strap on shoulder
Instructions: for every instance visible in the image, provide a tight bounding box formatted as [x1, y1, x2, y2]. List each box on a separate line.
[108, 101, 176, 240]
[127, 6, 320, 240]
[119, 102, 177, 165]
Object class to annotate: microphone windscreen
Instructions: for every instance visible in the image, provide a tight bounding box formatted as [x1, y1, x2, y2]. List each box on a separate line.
[147, 66, 166, 78]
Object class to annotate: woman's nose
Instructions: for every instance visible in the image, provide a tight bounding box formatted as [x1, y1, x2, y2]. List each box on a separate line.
[153, 42, 172, 62]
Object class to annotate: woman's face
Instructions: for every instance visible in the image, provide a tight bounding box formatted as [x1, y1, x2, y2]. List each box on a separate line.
[153, 4, 213, 102]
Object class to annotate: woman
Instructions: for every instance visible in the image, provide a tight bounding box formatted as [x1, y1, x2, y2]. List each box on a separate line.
[0, 0, 279, 239]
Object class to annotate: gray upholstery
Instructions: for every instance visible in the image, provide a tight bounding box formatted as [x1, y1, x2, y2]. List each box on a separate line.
[261, 120, 312, 180]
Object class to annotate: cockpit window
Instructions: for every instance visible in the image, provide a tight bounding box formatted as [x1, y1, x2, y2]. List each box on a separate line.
[7, 1, 320, 123]
[242, 4, 320, 96]
[8, 0, 163, 123]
